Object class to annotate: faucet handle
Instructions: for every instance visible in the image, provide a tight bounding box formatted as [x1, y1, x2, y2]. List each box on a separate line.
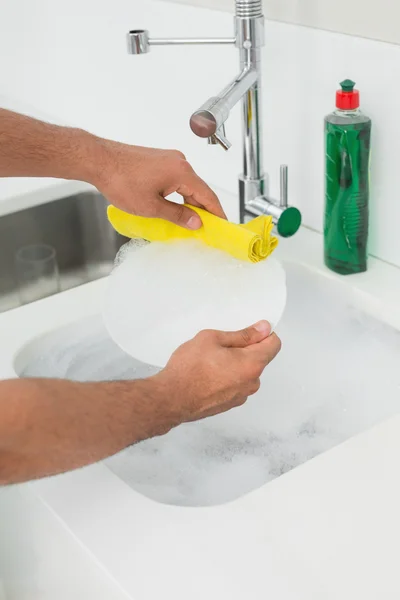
[245, 164, 301, 237]
[127, 30, 236, 55]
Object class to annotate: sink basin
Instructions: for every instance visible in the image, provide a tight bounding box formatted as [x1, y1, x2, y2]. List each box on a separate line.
[0, 190, 128, 312]
[16, 261, 400, 507]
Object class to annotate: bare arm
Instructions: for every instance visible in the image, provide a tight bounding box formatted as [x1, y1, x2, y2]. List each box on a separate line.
[0, 322, 281, 485]
[0, 377, 172, 484]
[0, 108, 97, 182]
[0, 108, 226, 227]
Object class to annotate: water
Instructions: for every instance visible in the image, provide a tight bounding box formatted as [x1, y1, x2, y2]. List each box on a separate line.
[19, 263, 400, 507]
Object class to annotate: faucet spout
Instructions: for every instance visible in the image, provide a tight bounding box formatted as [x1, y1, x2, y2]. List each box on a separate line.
[189, 67, 257, 140]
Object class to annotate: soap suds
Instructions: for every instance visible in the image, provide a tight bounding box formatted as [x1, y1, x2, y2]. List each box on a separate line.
[20, 263, 400, 507]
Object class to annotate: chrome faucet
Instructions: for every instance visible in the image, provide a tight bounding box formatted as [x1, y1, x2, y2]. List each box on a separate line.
[127, 0, 301, 237]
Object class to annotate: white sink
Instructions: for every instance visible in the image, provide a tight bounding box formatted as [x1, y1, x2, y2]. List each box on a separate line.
[16, 260, 400, 507]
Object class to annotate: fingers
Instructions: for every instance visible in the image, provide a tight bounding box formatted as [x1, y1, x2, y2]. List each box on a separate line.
[157, 197, 202, 230]
[245, 332, 282, 366]
[216, 321, 271, 349]
[175, 163, 227, 220]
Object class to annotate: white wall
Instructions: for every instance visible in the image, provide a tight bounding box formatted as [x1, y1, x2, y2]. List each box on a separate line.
[1, 0, 400, 266]
[163, 0, 400, 46]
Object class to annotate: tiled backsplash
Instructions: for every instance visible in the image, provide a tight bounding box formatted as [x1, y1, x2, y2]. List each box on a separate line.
[1, 0, 400, 266]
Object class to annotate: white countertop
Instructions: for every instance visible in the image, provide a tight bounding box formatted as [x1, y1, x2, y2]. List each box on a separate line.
[1, 179, 400, 598]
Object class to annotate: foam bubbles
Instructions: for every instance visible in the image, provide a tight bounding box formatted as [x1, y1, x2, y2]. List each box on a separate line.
[19, 263, 400, 507]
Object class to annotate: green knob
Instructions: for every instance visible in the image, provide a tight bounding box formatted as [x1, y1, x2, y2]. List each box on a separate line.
[277, 206, 302, 238]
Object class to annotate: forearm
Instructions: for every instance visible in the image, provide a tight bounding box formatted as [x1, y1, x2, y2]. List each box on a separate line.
[0, 108, 102, 183]
[0, 108, 226, 224]
[0, 377, 175, 485]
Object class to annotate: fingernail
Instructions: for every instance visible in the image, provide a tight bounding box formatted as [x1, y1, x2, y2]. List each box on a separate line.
[187, 215, 202, 230]
[253, 320, 271, 335]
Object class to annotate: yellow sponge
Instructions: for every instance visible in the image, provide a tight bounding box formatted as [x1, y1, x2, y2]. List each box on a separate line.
[107, 204, 278, 263]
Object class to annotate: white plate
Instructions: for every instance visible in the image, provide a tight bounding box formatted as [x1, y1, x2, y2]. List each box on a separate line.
[103, 239, 287, 368]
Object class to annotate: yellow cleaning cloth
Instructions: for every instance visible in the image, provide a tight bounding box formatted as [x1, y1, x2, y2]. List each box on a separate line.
[107, 204, 278, 263]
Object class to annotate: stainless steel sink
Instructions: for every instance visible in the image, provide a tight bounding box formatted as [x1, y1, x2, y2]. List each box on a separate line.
[0, 191, 128, 312]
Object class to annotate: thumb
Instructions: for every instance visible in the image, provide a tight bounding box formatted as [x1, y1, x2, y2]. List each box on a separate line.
[216, 321, 271, 349]
[158, 198, 202, 230]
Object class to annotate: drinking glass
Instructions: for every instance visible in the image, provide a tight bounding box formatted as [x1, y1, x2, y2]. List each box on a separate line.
[15, 244, 60, 305]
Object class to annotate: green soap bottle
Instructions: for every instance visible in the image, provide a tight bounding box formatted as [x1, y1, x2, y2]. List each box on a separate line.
[324, 79, 372, 275]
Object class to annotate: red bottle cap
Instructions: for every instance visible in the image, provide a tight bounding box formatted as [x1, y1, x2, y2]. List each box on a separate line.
[336, 79, 359, 110]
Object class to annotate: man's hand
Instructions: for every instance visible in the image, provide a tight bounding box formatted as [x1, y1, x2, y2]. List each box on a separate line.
[0, 321, 281, 484]
[92, 142, 226, 229]
[0, 109, 225, 229]
[153, 320, 281, 424]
